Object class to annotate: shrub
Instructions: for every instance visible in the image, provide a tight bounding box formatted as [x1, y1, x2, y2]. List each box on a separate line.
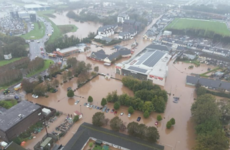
[157, 115, 162, 121]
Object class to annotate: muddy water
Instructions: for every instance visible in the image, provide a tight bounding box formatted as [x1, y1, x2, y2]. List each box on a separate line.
[23, 15, 210, 150]
[50, 11, 102, 38]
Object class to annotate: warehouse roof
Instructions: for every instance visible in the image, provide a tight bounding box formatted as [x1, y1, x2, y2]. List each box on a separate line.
[0, 101, 40, 132]
[63, 122, 164, 150]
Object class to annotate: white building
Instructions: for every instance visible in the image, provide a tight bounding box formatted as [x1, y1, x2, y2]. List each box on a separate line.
[117, 14, 129, 23]
[115, 44, 171, 86]
[118, 32, 130, 40]
[95, 25, 117, 39]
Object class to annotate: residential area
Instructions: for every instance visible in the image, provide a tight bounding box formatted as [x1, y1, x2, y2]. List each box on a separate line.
[0, 0, 230, 150]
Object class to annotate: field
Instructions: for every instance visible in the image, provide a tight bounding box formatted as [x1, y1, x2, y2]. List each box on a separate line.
[21, 22, 46, 40]
[0, 57, 24, 67]
[58, 25, 78, 34]
[166, 18, 230, 36]
[37, 10, 62, 44]
[26, 59, 54, 77]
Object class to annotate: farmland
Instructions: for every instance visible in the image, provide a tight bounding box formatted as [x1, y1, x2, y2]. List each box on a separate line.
[165, 18, 230, 36]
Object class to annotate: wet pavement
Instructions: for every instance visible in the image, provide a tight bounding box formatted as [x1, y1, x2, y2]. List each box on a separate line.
[21, 12, 218, 150]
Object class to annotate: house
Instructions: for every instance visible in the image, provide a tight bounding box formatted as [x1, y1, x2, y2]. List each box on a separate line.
[89, 50, 108, 62]
[96, 25, 117, 39]
[63, 122, 164, 150]
[104, 49, 131, 63]
[54, 47, 79, 57]
[117, 14, 129, 23]
[3, 141, 26, 150]
[181, 53, 196, 60]
[118, 32, 130, 40]
[186, 76, 230, 91]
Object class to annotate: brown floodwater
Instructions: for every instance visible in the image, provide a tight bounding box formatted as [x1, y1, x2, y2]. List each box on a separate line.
[50, 11, 102, 38]
[22, 14, 219, 150]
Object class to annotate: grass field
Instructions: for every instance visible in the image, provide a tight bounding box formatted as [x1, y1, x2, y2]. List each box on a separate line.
[0, 57, 24, 67]
[166, 18, 230, 36]
[27, 59, 54, 77]
[0, 100, 17, 109]
[21, 22, 46, 40]
[37, 10, 62, 44]
[58, 25, 78, 34]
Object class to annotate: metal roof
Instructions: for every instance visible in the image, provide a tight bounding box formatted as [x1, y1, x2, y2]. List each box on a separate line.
[143, 51, 165, 67]
[0, 101, 40, 132]
[127, 66, 148, 73]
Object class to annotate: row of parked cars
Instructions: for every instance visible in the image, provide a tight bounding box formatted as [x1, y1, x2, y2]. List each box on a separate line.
[83, 103, 142, 122]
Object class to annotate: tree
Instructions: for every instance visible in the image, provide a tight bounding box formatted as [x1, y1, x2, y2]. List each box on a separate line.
[110, 116, 123, 131]
[194, 129, 229, 150]
[22, 79, 37, 93]
[33, 84, 47, 96]
[152, 96, 165, 113]
[196, 87, 207, 96]
[145, 127, 160, 142]
[114, 102, 120, 110]
[101, 98, 107, 106]
[67, 57, 77, 67]
[38, 76, 43, 83]
[67, 90, 74, 98]
[166, 121, 172, 129]
[128, 106, 134, 114]
[92, 112, 105, 127]
[52, 79, 59, 87]
[62, 72, 68, 82]
[142, 101, 154, 113]
[67, 70, 72, 79]
[73, 115, 79, 122]
[86, 63, 92, 70]
[191, 94, 220, 124]
[94, 66, 99, 72]
[88, 96, 93, 103]
[157, 115, 162, 121]
[143, 111, 150, 118]
[170, 118, 175, 125]
[127, 122, 139, 136]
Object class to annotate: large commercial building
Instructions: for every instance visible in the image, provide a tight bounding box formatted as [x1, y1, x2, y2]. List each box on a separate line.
[18, 11, 36, 21]
[0, 101, 42, 142]
[116, 44, 171, 86]
[63, 122, 164, 150]
[24, 4, 50, 11]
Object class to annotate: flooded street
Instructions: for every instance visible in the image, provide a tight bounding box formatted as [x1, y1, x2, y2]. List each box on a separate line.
[23, 13, 210, 150]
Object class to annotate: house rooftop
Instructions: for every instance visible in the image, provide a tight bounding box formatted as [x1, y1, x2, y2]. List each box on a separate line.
[4, 141, 26, 150]
[0, 101, 40, 132]
[63, 122, 164, 150]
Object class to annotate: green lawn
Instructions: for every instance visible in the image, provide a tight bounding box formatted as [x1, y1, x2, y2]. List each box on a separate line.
[166, 18, 230, 36]
[37, 10, 62, 44]
[27, 59, 54, 77]
[58, 25, 78, 34]
[0, 57, 24, 67]
[200, 67, 220, 77]
[21, 22, 46, 40]
[0, 100, 17, 109]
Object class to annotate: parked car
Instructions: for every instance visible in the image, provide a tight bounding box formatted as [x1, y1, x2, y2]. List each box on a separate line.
[106, 109, 110, 113]
[86, 103, 90, 107]
[128, 113, 131, 117]
[75, 100, 80, 105]
[102, 106, 107, 112]
[67, 87, 72, 91]
[137, 117, 141, 122]
[14, 95, 19, 100]
[111, 109, 114, 113]
[120, 113, 124, 116]
[84, 103, 87, 106]
[114, 111, 117, 114]
[90, 105, 93, 108]
[32, 94, 38, 98]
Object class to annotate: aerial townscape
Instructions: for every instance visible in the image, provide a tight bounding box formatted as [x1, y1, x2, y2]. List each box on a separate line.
[1, 0, 230, 150]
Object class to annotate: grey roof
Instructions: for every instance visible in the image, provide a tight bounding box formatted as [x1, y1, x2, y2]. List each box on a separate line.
[108, 49, 131, 61]
[90, 50, 108, 60]
[0, 101, 41, 132]
[186, 76, 230, 90]
[63, 122, 164, 150]
[146, 44, 170, 51]
[119, 32, 130, 37]
[98, 25, 117, 32]
[143, 51, 166, 67]
[136, 51, 155, 65]
[127, 66, 148, 73]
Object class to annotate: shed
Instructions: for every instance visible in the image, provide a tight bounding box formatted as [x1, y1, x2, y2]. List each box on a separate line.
[42, 108, 51, 116]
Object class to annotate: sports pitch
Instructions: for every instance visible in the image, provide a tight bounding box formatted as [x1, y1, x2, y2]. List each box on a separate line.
[165, 18, 230, 36]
